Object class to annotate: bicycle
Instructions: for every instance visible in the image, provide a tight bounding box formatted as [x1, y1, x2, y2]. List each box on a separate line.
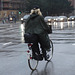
[26, 39, 53, 71]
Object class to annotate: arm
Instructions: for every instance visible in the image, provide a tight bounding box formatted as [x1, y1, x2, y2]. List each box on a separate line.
[40, 16, 51, 33]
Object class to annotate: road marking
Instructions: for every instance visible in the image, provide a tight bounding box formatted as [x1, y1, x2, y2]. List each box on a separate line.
[72, 44, 75, 45]
[3, 42, 12, 45]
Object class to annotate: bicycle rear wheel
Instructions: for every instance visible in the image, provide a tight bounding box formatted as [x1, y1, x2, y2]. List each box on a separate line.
[47, 39, 53, 61]
[28, 59, 38, 70]
[27, 43, 39, 71]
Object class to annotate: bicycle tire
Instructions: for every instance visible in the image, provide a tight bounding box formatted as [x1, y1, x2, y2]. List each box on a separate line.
[47, 39, 53, 61]
[28, 58, 39, 71]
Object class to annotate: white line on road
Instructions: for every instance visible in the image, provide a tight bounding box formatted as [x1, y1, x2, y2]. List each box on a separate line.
[3, 42, 13, 46]
[72, 44, 75, 45]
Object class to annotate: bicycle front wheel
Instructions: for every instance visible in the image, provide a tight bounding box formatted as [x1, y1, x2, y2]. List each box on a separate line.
[47, 39, 53, 61]
[28, 58, 38, 70]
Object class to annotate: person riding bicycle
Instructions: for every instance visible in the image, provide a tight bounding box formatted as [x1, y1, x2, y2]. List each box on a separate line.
[25, 6, 51, 61]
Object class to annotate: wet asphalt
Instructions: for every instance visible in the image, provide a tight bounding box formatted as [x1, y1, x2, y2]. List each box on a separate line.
[0, 21, 75, 75]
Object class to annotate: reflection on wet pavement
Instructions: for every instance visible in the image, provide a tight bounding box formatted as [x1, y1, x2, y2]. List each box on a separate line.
[0, 21, 75, 50]
[49, 21, 75, 44]
[0, 23, 21, 44]
[30, 61, 54, 75]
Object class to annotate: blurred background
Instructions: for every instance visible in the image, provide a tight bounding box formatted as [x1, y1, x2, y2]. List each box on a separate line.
[0, 0, 75, 22]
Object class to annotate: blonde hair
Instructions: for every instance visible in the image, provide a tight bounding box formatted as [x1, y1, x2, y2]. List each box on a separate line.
[30, 8, 42, 16]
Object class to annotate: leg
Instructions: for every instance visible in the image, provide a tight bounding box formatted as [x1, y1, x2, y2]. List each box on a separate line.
[31, 42, 43, 60]
[38, 33, 50, 60]
[31, 42, 40, 56]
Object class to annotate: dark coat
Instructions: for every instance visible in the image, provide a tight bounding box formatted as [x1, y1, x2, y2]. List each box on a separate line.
[25, 13, 50, 34]
[25, 13, 50, 51]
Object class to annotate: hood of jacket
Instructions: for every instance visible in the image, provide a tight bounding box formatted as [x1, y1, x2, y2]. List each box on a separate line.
[26, 13, 39, 23]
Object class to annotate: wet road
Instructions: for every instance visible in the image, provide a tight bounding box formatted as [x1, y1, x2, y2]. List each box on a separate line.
[0, 21, 75, 75]
[50, 21, 75, 44]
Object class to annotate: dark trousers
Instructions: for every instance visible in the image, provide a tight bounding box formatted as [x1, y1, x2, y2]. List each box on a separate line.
[32, 42, 40, 56]
[32, 33, 50, 57]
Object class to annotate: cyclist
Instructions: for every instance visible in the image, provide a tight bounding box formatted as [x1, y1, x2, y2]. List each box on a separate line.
[25, 6, 51, 61]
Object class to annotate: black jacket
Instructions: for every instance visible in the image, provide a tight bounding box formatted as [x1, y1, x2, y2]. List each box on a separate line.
[25, 13, 50, 34]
